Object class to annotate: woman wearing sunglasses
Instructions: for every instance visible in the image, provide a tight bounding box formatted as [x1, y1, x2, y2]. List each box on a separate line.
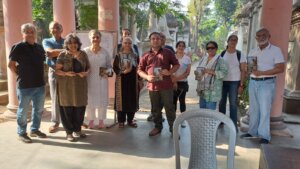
[195, 41, 228, 110]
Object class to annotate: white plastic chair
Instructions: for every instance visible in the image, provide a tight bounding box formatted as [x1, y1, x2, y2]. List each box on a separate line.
[173, 108, 236, 169]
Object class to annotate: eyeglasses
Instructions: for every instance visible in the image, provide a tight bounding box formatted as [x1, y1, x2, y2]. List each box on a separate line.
[92, 36, 100, 39]
[206, 47, 216, 50]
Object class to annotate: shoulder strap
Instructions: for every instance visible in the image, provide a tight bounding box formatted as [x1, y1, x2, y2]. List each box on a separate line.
[221, 49, 241, 62]
[220, 50, 226, 57]
[236, 50, 241, 62]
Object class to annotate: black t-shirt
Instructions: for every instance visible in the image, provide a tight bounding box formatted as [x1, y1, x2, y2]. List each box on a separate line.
[9, 42, 46, 89]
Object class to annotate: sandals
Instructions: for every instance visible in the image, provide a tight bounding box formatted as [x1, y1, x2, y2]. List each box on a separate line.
[128, 122, 138, 128]
[119, 123, 125, 128]
[88, 120, 94, 129]
[98, 120, 105, 129]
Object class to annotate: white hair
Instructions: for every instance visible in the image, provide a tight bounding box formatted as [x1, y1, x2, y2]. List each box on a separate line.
[21, 23, 36, 34]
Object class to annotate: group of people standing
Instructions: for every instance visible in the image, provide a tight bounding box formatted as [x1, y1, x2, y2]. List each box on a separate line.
[194, 28, 285, 144]
[8, 21, 188, 143]
[8, 20, 284, 145]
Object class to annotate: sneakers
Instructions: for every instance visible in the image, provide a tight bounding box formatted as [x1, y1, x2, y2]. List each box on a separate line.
[66, 134, 76, 142]
[147, 114, 154, 121]
[74, 132, 87, 138]
[240, 133, 254, 139]
[30, 130, 47, 138]
[259, 138, 270, 144]
[18, 133, 32, 143]
[149, 128, 162, 136]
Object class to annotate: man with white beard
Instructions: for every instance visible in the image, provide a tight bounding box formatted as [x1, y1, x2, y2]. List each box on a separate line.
[240, 28, 285, 144]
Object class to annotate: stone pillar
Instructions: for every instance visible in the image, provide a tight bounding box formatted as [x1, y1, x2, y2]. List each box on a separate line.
[53, 0, 76, 37]
[260, 0, 293, 136]
[2, 0, 32, 118]
[0, 1, 6, 80]
[98, 0, 119, 104]
[283, 0, 300, 114]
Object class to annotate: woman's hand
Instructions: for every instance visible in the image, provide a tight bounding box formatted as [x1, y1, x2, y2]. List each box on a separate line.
[238, 86, 244, 95]
[171, 76, 177, 83]
[65, 71, 76, 77]
[77, 71, 89, 78]
[173, 82, 178, 90]
[204, 68, 215, 75]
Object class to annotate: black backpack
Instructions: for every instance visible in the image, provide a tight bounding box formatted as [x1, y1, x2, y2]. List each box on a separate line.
[220, 50, 241, 62]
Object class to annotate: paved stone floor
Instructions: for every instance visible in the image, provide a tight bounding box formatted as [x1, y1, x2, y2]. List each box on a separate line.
[0, 63, 299, 169]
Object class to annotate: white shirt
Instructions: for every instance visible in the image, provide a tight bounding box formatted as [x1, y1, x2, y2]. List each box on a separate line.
[174, 55, 191, 82]
[223, 51, 246, 81]
[248, 43, 285, 78]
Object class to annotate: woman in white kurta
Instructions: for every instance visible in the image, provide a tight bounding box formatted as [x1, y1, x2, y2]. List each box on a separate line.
[84, 30, 112, 129]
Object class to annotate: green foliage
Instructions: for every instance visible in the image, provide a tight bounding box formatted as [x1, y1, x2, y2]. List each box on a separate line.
[198, 19, 218, 47]
[77, 5, 98, 30]
[75, 0, 98, 30]
[120, 0, 187, 40]
[214, 0, 239, 28]
[214, 25, 229, 50]
[32, 0, 53, 43]
[238, 78, 250, 116]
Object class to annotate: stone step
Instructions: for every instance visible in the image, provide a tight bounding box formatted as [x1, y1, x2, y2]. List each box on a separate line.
[0, 90, 8, 105]
[0, 79, 7, 91]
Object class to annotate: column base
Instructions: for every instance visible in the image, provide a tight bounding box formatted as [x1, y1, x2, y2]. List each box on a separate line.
[3, 104, 18, 119]
[239, 115, 293, 137]
[270, 116, 293, 137]
[240, 114, 250, 132]
[283, 96, 300, 115]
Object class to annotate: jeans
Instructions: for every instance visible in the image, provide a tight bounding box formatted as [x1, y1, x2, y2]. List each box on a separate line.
[219, 81, 239, 128]
[199, 97, 217, 110]
[173, 83, 188, 113]
[149, 89, 175, 130]
[248, 78, 275, 141]
[16, 86, 45, 135]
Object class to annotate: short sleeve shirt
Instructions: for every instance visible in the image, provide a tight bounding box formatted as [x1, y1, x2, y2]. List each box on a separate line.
[42, 37, 64, 69]
[138, 48, 179, 91]
[248, 43, 285, 78]
[174, 55, 191, 82]
[9, 42, 46, 89]
[223, 51, 246, 81]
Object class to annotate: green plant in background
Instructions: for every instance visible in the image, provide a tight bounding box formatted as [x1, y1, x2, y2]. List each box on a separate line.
[76, 0, 98, 30]
[32, 0, 53, 43]
[238, 77, 250, 116]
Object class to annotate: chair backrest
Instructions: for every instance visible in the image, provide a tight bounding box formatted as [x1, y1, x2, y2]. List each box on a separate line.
[173, 108, 236, 169]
